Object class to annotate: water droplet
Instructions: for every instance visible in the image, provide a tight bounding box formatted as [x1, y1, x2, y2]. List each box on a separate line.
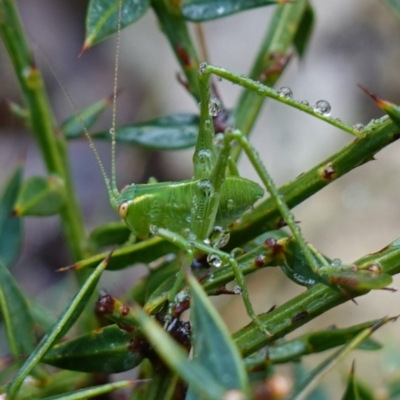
[227, 198, 235, 211]
[209, 226, 230, 249]
[174, 290, 189, 303]
[313, 100, 331, 116]
[278, 87, 293, 99]
[109, 127, 115, 136]
[149, 225, 158, 235]
[300, 100, 309, 106]
[196, 149, 212, 163]
[331, 258, 342, 267]
[213, 133, 224, 147]
[207, 253, 222, 268]
[233, 285, 243, 295]
[209, 97, 223, 117]
[245, 205, 254, 213]
[199, 62, 207, 74]
[367, 263, 381, 274]
[197, 179, 214, 197]
[353, 123, 364, 131]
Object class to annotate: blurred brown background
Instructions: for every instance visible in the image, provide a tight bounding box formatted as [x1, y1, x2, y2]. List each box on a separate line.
[1, 0, 400, 395]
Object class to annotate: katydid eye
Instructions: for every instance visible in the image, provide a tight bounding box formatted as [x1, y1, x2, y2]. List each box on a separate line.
[118, 202, 129, 219]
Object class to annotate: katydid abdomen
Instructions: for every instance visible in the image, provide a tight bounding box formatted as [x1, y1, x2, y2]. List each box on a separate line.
[117, 175, 264, 240]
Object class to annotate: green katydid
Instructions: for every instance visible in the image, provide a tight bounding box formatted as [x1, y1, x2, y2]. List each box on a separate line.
[71, 1, 392, 336]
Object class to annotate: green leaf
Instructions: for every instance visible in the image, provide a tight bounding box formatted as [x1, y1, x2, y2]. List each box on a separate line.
[130, 256, 180, 305]
[65, 236, 177, 271]
[41, 380, 132, 400]
[0, 261, 36, 361]
[7, 254, 111, 398]
[181, 0, 282, 21]
[187, 274, 248, 394]
[92, 113, 199, 150]
[245, 320, 384, 367]
[61, 96, 111, 139]
[341, 362, 360, 400]
[293, 2, 314, 57]
[286, 317, 393, 400]
[89, 221, 131, 249]
[132, 303, 227, 400]
[44, 325, 144, 373]
[15, 370, 90, 400]
[325, 270, 393, 292]
[359, 85, 400, 128]
[85, 0, 150, 48]
[13, 175, 66, 216]
[0, 166, 23, 267]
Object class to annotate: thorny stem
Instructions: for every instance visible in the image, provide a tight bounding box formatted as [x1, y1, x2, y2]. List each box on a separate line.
[234, 235, 400, 356]
[0, 0, 86, 264]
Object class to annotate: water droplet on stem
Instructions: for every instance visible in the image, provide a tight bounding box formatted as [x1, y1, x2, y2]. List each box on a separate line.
[313, 100, 331, 116]
[278, 87, 293, 99]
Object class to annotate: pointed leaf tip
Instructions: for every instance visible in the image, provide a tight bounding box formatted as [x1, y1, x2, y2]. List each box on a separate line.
[358, 84, 386, 107]
[56, 263, 78, 273]
[358, 84, 400, 128]
[78, 43, 89, 58]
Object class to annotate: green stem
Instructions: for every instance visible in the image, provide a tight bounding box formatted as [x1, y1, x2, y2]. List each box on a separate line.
[151, 0, 201, 101]
[0, 0, 86, 263]
[233, 235, 400, 356]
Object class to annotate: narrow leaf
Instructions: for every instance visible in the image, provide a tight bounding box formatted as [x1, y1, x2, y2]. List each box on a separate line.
[245, 320, 384, 367]
[84, 0, 150, 49]
[89, 221, 131, 249]
[188, 274, 248, 393]
[61, 236, 177, 271]
[287, 317, 395, 400]
[326, 270, 393, 292]
[41, 380, 133, 400]
[341, 362, 360, 400]
[13, 175, 65, 216]
[359, 85, 400, 128]
[181, 0, 283, 22]
[61, 96, 111, 139]
[0, 261, 36, 361]
[293, 2, 314, 57]
[0, 166, 23, 267]
[92, 113, 199, 150]
[132, 304, 227, 400]
[44, 325, 144, 373]
[7, 254, 111, 398]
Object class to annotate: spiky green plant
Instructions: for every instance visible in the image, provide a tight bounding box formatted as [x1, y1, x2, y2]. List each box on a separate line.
[1, 1, 400, 399]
